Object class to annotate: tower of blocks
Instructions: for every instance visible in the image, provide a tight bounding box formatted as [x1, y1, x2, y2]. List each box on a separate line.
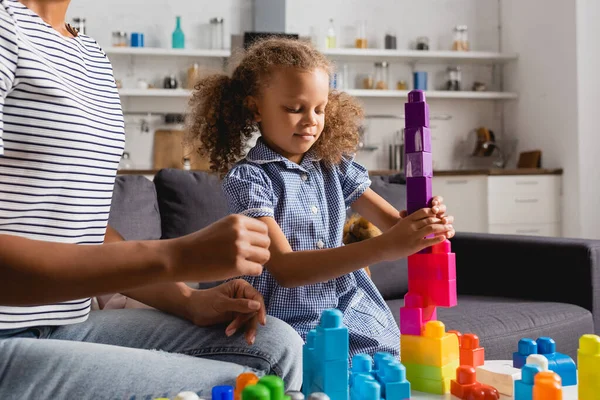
[303, 309, 410, 400]
[512, 337, 577, 386]
[399, 90, 459, 395]
[578, 334, 600, 400]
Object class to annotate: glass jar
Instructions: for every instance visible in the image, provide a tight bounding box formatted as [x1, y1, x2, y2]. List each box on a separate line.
[445, 66, 462, 91]
[452, 25, 469, 51]
[355, 20, 367, 49]
[187, 63, 200, 89]
[209, 17, 224, 49]
[416, 36, 430, 50]
[384, 30, 397, 50]
[397, 80, 408, 90]
[374, 62, 389, 90]
[112, 31, 128, 47]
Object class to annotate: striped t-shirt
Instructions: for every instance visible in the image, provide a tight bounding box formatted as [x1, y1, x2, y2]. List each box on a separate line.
[0, 0, 124, 329]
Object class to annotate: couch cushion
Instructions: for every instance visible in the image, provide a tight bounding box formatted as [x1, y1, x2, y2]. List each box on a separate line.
[387, 296, 594, 361]
[154, 169, 229, 239]
[108, 175, 162, 240]
[366, 174, 409, 299]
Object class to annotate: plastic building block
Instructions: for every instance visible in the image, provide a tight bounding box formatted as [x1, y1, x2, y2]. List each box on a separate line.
[400, 321, 459, 367]
[513, 338, 537, 368]
[535, 337, 577, 386]
[174, 393, 201, 400]
[578, 334, 600, 400]
[431, 239, 452, 254]
[314, 359, 348, 393]
[403, 359, 458, 381]
[407, 201, 425, 215]
[404, 126, 431, 153]
[399, 292, 437, 335]
[303, 330, 316, 397]
[532, 371, 561, 400]
[405, 152, 432, 178]
[407, 277, 457, 308]
[404, 90, 430, 129]
[409, 376, 451, 395]
[408, 253, 456, 281]
[315, 309, 349, 362]
[351, 374, 380, 400]
[461, 334, 485, 367]
[450, 366, 499, 400]
[475, 360, 521, 396]
[243, 384, 271, 400]
[514, 364, 542, 400]
[235, 373, 259, 400]
[406, 176, 432, 206]
[213, 386, 234, 400]
[350, 353, 410, 400]
[307, 394, 330, 400]
[379, 361, 410, 400]
[257, 376, 286, 400]
[350, 354, 373, 387]
[526, 354, 548, 372]
[285, 392, 304, 400]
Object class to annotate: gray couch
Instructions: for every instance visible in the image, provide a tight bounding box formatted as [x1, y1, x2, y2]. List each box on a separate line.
[108, 168, 600, 361]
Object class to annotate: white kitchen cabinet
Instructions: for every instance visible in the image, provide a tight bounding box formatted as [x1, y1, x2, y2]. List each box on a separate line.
[432, 176, 488, 233]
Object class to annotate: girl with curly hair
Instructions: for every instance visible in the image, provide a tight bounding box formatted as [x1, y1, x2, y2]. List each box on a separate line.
[188, 37, 455, 359]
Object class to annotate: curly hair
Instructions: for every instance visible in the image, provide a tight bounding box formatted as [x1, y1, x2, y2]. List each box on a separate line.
[187, 37, 364, 176]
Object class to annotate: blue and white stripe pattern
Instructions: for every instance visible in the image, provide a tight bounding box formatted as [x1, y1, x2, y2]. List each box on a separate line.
[222, 137, 400, 359]
[0, 0, 124, 329]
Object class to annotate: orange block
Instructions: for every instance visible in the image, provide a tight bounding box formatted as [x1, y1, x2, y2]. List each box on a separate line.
[533, 371, 562, 400]
[235, 372, 259, 400]
[448, 331, 485, 367]
[450, 365, 499, 399]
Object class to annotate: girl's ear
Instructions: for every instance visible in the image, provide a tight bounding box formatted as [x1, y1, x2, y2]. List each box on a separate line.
[246, 96, 262, 123]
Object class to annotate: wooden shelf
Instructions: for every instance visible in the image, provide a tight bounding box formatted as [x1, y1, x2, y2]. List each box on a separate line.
[346, 89, 518, 100]
[322, 48, 518, 64]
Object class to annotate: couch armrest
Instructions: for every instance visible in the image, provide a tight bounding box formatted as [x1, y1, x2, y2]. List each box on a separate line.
[451, 232, 600, 333]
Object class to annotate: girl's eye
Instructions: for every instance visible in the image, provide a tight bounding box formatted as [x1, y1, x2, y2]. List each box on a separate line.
[316, 109, 325, 115]
[286, 107, 301, 113]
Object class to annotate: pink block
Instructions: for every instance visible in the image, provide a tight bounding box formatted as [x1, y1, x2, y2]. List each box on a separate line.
[408, 253, 456, 281]
[400, 292, 437, 335]
[432, 239, 452, 254]
[408, 279, 458, 308]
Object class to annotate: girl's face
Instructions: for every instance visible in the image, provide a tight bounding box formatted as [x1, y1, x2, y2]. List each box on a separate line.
[251, 67, 329, 164]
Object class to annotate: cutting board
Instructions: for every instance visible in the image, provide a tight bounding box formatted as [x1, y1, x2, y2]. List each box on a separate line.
[152, 129, 210, 171]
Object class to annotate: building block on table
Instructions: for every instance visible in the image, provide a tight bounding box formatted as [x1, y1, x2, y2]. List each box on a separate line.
[399, 292, 437, 335]
[285, 392, 304, 400]
[525, 354, 549, 373]
[351, 374, 380, 400]
[535, 337, 577, 386]
[460, 334, 485, 367]
[256, 376, 286, 400]
[313, 359, 349, 393]
[235, 373, 259, 400]
[514, 364, 542, 400]
[409, 376, 451, 395]
[450, 365, 499, 400]
[350, 353, 410, 400]
[303, 330, 316, 397]
[513, 338, 538, 368]
[578, 334, 600, 400]
[379, 361, 411, 400]
[174, 392, 201, 400]
[315, 309, 349, 362]
[404, 90, 430, 129]
[403, 359, 459, 381]
[406, 176, 432, 205]
[407, 277, 457, 308]
[307, 394, 330, 400]
[405, 152, 432, 178]
[407, 253, 456, 281]
[242, 384, 271, 400]
[400, 321, 459, 367]
[475, 360, 521, 396]
[532, 371, 562, 400]
[213, 386, 234, 400]
[404, 126, 432, 153]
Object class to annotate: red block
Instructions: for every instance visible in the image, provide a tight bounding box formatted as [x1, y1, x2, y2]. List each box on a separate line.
[451, 366, 499, 400]
[399, 292, 437, 335]
[408, 253, 456, 281]
[461, 333, 485, 367]
[408, 278, 457, 308]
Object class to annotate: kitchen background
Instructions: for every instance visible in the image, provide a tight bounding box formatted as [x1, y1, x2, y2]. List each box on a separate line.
[65, 0, 600, 240]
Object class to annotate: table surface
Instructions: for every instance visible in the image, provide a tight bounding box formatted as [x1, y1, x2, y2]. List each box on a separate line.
[406, 360, 578, 400]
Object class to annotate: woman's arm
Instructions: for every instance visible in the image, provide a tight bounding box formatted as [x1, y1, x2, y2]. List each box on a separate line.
[260, 207, 451, 288]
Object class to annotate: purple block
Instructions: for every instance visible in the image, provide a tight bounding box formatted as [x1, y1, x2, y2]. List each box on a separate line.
[404, 127, 432, 153]
[404, 90, 430, 129]
[405, 152, 433, 178]
[406, 176, 432, 205]
[407, 201, 427, 215]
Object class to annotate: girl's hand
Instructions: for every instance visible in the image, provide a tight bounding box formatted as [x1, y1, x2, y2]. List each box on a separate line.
[399, 195, 455, 239]
[377, 207, 453, 261]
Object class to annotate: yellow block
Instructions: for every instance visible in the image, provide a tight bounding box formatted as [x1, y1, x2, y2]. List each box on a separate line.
[578, 334, 600, 400]
[400, 321, 459, 367]
[404, 359, 459, 381]
[409, 376, 452, 395]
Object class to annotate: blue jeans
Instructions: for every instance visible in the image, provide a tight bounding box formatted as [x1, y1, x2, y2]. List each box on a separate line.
[0, 309, 303, 399]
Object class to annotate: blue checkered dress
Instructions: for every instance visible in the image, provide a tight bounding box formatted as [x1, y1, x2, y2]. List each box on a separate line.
[222, 138, 400, 359]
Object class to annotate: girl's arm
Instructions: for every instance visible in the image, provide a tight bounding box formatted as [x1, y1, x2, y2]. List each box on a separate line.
[259, 208, 451, 288]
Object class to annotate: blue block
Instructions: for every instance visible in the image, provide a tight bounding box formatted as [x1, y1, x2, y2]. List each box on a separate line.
[513, 338, 537, 368]
[212, 385, 234, 400]
[536, 337, 577, 386]
[303, 330, 316, 397]
[351, 374, 380, 400]
[372, 352, 396, 382]
[381, 362, 410, 400]
[350, 354, 373, 388]
[315, 309, 349, 361]
[514, 364, 542, 400]
[314, 359, 349, 393]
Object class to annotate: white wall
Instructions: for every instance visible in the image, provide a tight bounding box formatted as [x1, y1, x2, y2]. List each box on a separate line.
[576, 0, 600, 239]
[501, 0, 580, 238]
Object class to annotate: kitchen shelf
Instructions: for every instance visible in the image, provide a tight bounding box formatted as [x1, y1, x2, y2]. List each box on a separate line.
[119, 89, 192, 97]
[322, 48, 518, 64]
[104, 47, 231, 58]
[346, 89, 518, 100]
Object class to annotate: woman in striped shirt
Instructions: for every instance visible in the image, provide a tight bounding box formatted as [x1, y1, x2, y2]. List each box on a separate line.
[0, 0, 302, 398]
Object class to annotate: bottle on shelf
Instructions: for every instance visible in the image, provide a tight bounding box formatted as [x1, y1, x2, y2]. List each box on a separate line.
[172, 16, 185, 49]
[325, 18, 336, 49]
[355, 20, 367, 49]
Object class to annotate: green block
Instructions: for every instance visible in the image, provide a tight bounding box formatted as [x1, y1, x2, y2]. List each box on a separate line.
[258, 376, 285, 400]
[404, 359, 458, 381]
[409, 376, 451, 395]
[242, 384, 271, 400]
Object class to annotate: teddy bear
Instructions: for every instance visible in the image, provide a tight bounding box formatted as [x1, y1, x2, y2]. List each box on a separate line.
[343, 214, 382, 277]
